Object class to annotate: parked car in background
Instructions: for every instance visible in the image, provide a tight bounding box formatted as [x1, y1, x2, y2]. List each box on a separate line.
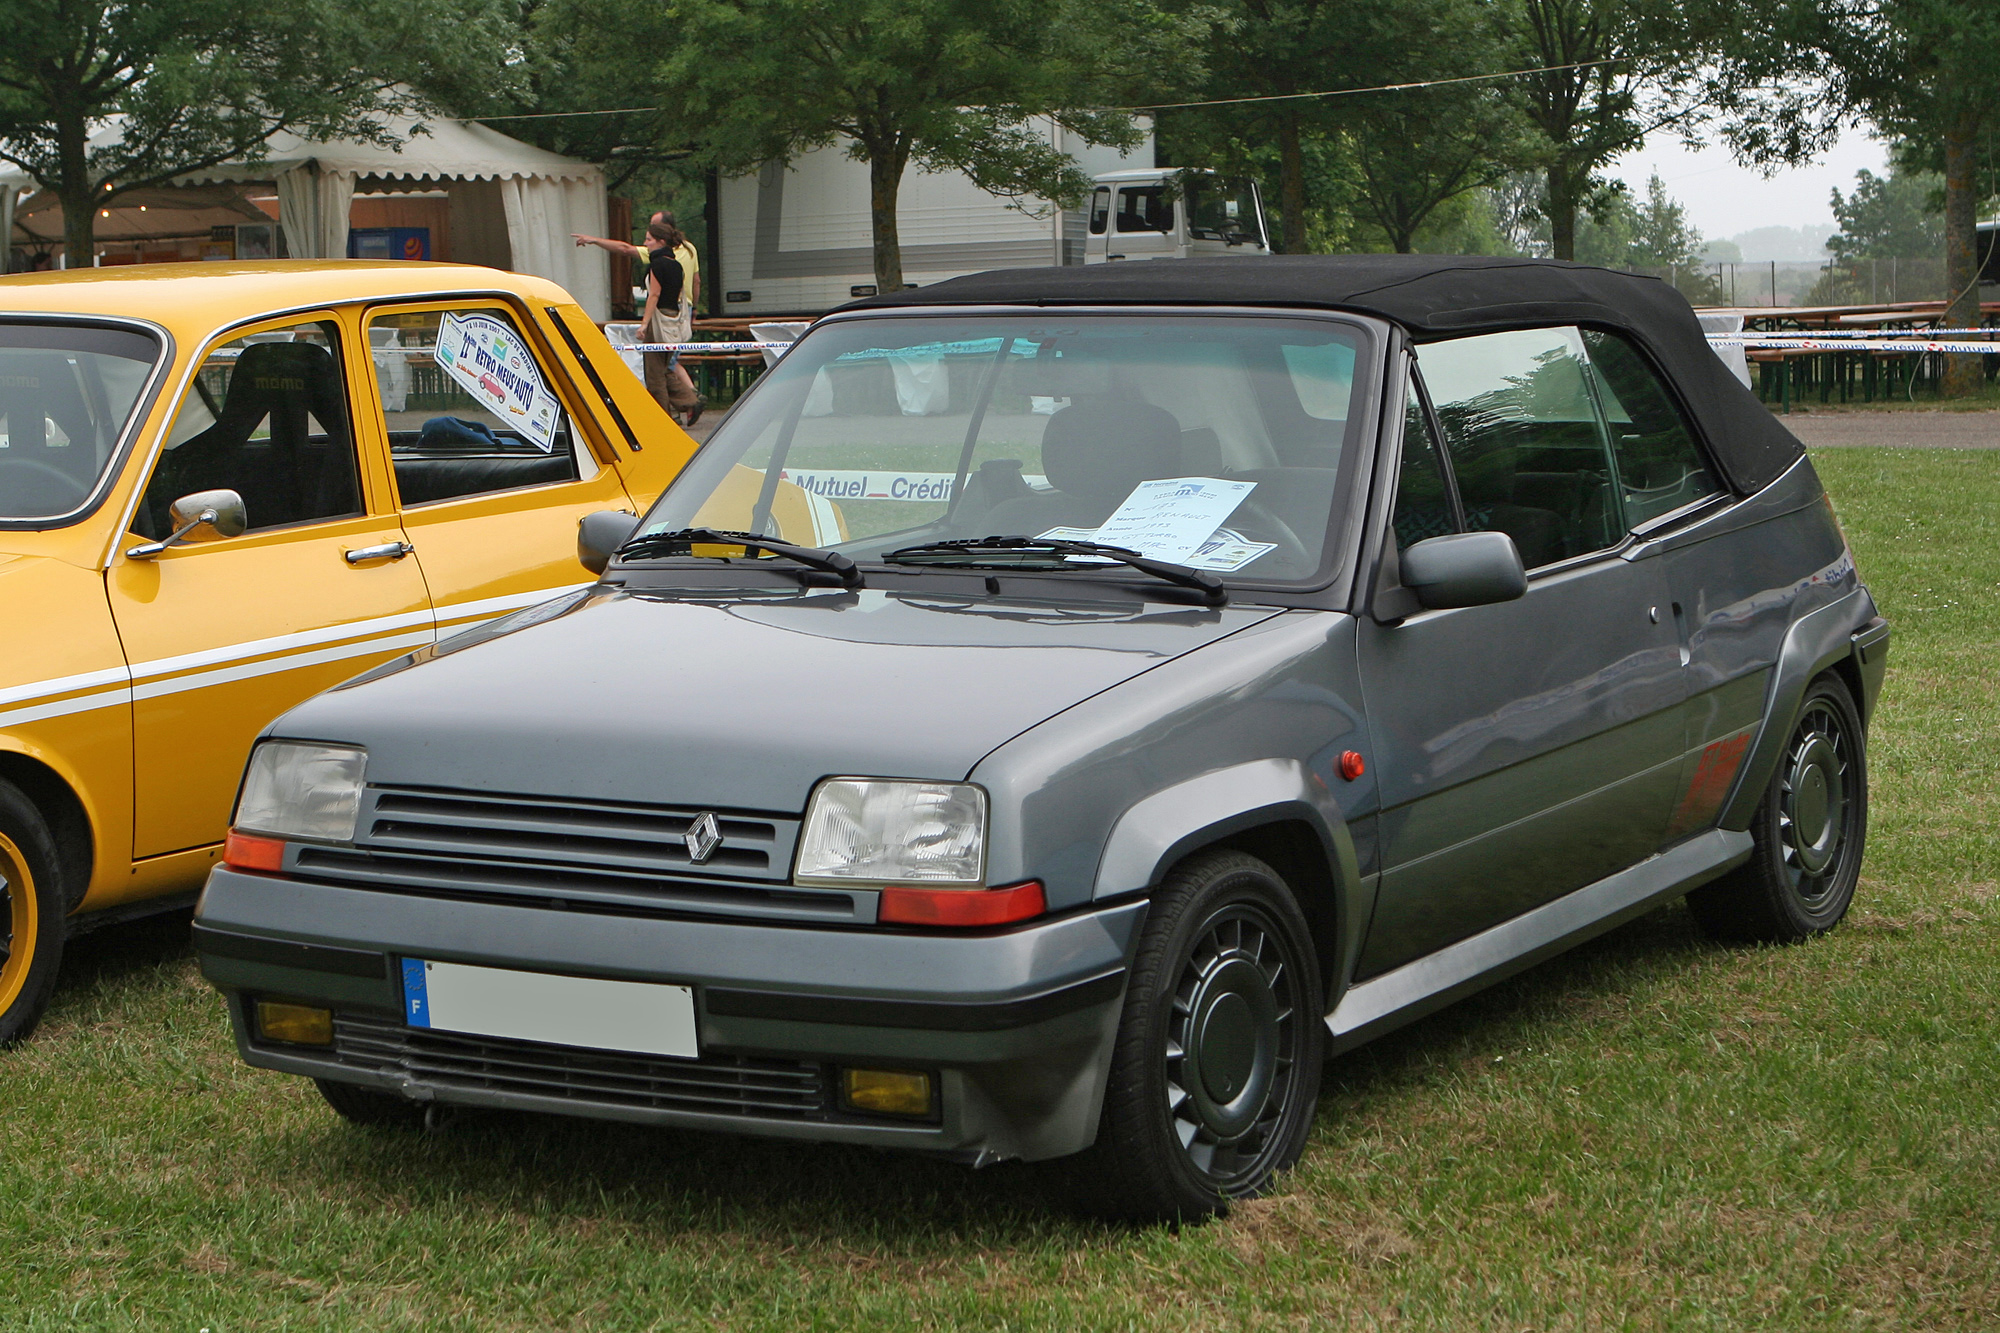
[0, 261, 701, 1045]
[193, 256, 1887, 1220]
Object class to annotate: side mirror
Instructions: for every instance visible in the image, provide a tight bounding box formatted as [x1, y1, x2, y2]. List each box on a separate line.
[578, 509, 641, 575]
[1400, 531, 1527, 610]
[126, 489, 248, 560]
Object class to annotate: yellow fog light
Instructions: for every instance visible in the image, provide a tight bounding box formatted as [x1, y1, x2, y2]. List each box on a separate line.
[255, 1000, 333, 1046]
[840, 1068, 934, 1118]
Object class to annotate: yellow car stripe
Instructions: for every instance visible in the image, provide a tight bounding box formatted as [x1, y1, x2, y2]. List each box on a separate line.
[1, 584, 595, 731]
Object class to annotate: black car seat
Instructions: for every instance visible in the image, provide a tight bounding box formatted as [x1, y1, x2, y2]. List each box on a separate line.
[981, 396, 1183, 536]
[144, 341, 359, 537]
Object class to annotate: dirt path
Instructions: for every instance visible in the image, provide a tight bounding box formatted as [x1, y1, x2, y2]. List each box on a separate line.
[1786, 411, 2000, 449]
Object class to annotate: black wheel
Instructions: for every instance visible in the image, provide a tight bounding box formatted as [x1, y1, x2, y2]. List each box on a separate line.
[0, 780, 68, 1048]
[315, 1078, 429, 1129]
[1070, 849, 1324, 1222]
[1688, 672, 1867, 942]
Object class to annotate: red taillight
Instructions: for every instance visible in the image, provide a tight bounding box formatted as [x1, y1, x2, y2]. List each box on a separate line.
[878, 880, 1045, 927]
[223, 830, 285, 874]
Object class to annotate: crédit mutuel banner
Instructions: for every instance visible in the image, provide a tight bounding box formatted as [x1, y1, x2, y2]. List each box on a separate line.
[435, 312, 563, 452]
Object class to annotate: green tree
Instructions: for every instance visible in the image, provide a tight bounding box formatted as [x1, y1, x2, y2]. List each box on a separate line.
[0, 0, 515, 263]
[1498, 0, 1708, 261]
[457, 0, 682, 196]
[1712, 0, 2000, 393]
[1827, 166, 1945, 261]
[1333, 0, 1536, 253]
[655, 0, 1189, 292]
[1167, 0, 1350, 254]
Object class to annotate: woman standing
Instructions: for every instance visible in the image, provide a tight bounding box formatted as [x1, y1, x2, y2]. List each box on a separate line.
[635, 221, 704, 426]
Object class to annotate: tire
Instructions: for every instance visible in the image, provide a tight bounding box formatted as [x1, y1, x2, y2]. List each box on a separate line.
[0, 780, 67, 1048]
[1070, 849, 1325, 1223]
[1688, 672, 1867, 943]
[315, 1078, 429, 1129]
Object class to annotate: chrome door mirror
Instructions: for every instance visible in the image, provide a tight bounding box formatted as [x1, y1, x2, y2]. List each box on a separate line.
[577, 508, 640, 575]
[1401, 531, 1527, 610]
[126, 489, 248, 560]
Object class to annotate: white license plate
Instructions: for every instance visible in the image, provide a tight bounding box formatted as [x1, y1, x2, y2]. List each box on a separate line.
[400, 958, 699, 1059]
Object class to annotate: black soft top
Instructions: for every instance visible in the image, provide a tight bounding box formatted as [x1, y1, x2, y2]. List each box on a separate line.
[846, 255, 1803, 495]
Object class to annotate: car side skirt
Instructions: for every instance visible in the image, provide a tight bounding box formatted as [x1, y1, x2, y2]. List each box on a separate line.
[1324, 827, 1752, 1053]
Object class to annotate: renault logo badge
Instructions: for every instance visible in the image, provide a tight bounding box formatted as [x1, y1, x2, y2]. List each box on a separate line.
[684, 811, 723, 864]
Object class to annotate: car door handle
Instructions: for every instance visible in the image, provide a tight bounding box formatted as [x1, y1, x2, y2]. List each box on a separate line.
[344, 542, 414, 565]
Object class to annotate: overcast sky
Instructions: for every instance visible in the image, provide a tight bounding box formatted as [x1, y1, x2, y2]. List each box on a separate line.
[1605, 123, 1889, 242]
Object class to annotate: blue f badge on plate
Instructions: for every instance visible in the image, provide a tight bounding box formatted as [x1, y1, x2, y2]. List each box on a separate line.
[402, 957, 431, 1028]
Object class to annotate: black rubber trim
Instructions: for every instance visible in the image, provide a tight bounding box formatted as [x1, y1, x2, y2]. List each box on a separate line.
[1852, 616, 1890, 664]
[546, 305, 642, 453]
[191, 924, 388, 980]
[704, 969, 1126, 1031]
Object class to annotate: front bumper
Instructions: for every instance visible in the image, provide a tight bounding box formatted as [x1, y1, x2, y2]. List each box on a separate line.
[193, 868, 1144, 1163]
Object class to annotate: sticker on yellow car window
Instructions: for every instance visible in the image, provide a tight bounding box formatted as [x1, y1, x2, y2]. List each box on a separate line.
[435, 312, 561, 452]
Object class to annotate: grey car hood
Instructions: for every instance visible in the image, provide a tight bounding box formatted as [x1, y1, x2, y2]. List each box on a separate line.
[280, 587, 1282, 812]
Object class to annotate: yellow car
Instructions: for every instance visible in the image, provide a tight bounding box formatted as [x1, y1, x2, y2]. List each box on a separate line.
[0, 260, 697, 1043]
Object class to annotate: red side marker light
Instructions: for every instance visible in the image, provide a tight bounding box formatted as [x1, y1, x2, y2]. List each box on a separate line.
[223, 830, 285, 874]
[1338, 750, 1366, 782]
[879, 880, 1045, 928]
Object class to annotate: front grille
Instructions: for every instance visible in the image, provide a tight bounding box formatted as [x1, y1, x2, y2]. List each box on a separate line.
[358, 786, 797, 882]
[329, 1013, 832, 1120]
[290, 843, 866, 924]
[295, 785, 867, 923]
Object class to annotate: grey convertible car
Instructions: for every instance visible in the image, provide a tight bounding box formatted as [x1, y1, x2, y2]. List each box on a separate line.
[193, 256, 1887, 1220]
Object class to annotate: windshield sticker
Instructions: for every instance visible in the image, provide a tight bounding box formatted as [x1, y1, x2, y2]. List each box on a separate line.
[779, 469, 1048, 501]
[434, 312, 562, 452]
[1053, 476, 1256, 565]
[1186, 527, 1278, 571]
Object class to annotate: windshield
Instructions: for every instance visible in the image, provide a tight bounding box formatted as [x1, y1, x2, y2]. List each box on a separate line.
[639, 313, 1371, 583]
[1185, 178, 1262, 245]
[0, 322, 160, 522]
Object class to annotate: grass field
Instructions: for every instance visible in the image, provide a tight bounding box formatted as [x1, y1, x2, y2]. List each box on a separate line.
[5, 447, 1997, 1331]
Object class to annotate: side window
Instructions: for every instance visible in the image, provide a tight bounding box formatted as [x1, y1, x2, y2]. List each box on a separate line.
[137, 318, 360, 539]
[1581, 329, 1721, 526]
[1087, 187, 1111, 236]
[1416, 328, 1620, 570]
[1394, 384, 1458, 549]
[368, 307, 584, 507]
[1115, 186, 1174, 234]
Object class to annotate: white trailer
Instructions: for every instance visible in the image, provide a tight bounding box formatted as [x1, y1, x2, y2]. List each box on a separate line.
[712, 121, 1269, 317]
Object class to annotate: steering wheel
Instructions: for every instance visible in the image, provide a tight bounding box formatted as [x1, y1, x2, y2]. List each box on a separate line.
[0, 458, 87, 509]
[1232, 496, 1314, 572]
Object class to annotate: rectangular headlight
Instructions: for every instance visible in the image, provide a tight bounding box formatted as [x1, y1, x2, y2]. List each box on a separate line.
[795, 779, 986, 886]
[233, 741, 366, 843]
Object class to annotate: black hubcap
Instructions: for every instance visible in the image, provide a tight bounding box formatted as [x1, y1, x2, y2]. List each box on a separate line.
[1779, 700, 1852, 905]
[1165, 905, 1303, 1189]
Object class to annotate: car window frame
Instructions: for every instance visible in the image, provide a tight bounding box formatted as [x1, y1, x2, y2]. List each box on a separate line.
[124, 307, 391, 543]
[0, 313, 175, 535]
[1573, 322, 1736, 537]
[356, 296, 603, 513]
[1405, 322, 1736, 581]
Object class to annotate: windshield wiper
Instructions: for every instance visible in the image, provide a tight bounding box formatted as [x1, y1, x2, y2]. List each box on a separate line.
[884, 536, 1225, 606]
[617, 527, 863, 588]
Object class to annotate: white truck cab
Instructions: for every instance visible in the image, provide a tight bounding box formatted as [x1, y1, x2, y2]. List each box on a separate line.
[1084, 169, 1270, 263]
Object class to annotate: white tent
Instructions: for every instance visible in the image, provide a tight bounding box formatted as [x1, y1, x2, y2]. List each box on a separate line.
[3, 111, 611, 317]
